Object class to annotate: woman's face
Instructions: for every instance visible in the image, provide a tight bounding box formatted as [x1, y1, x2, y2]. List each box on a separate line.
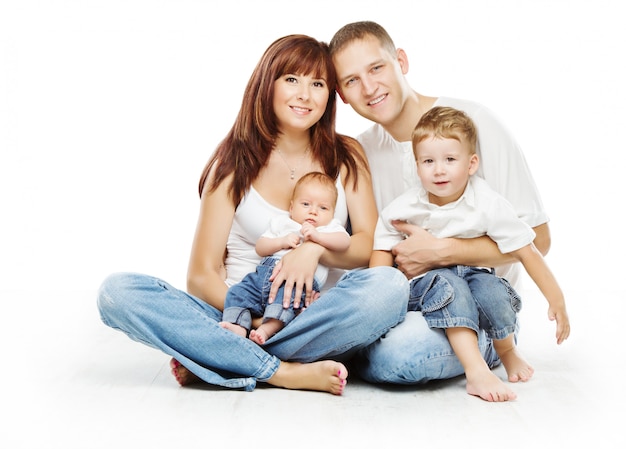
[273, 72, 329, 133]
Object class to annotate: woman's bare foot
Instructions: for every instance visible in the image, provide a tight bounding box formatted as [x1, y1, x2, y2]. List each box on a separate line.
[170, 358, 201, 386]
[268, 360, 348, 395]
[219, 321, 247, 338]
[498, 346, 535, 382]
[250, 328, 270, 345]
[466, 369, 517, 402]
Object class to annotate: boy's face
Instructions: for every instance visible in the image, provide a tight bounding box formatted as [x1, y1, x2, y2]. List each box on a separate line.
[332, 36, 408, 127]
[289, 183, 336, 227]
[415, 136, 479, 206]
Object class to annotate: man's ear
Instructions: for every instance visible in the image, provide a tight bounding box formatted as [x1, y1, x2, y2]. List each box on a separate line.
[335, 88, 348, 104]
[397, 48, 409, 75]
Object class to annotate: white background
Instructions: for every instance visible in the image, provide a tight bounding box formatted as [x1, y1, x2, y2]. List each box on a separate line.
[1, 0, 623, 293]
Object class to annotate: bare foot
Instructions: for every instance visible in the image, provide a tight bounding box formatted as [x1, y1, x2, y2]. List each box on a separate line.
[466, 369, 517, 402]
[250, 328, 270, 345]
[170, 358, 201, 386]
[219, 321, 247, 338]
[498, 346, 535, 382]
[268, 360, 348, 395]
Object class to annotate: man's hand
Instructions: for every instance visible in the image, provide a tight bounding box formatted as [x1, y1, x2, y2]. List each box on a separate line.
[391, 220, 445, 278]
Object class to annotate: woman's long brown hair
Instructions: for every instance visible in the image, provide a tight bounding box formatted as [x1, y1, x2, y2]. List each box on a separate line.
[198, 34, 367, 206]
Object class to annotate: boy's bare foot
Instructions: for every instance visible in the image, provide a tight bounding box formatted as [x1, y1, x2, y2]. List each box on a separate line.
[268, 360, 348, 395]
[250, 328, 270, 345]
[170, 358, 201, 386]
[466, 369, 517, 402]
[219, 321, 247, 338]
[498, 346, 535, 382]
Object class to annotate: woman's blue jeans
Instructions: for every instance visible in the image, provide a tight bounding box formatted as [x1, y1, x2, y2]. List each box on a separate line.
[97, 266, 409, 391]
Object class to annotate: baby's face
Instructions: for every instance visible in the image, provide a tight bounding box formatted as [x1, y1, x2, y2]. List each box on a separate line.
[290, 183, 336, 227]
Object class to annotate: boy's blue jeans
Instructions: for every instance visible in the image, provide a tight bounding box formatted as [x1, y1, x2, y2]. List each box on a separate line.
[353, 266, 513, 385]
[408, 266, 521, 339]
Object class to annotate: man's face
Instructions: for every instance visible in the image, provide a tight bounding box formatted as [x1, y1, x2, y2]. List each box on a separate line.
[332, 36, 407, 126]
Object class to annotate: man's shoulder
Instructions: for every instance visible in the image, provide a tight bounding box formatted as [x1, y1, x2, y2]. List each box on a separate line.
[356, 123, 384, 144]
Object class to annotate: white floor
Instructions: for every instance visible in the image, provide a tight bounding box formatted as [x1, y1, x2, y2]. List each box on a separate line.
[2, 286, 622, 448]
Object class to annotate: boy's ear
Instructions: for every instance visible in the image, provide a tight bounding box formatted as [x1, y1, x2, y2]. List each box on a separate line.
[468, 154, 480, 175]
[335, 88, 348, 104]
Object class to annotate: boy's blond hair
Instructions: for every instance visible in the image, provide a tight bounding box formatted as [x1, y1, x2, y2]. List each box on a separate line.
[412, 106, 478, 158]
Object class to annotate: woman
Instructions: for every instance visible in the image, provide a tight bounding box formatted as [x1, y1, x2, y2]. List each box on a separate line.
[97, 34, 408, 395]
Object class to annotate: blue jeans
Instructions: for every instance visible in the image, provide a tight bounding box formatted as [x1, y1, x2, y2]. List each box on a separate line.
[408, 266, 521, 339]
[354, 266, 515, 384]
[97, 266, 408, 391]
[222, 257, 321, 331]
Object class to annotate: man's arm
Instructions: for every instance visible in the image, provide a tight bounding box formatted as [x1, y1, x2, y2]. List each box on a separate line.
[391, 221, 551, 278]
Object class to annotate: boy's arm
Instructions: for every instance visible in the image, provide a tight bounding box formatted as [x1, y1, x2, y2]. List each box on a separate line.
[511, 243, 570, 345]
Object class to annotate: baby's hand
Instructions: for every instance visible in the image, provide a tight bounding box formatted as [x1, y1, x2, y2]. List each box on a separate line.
[283, 232, 301, 249]
[300, 222, 318, 242]
[548, 303, 570, 345]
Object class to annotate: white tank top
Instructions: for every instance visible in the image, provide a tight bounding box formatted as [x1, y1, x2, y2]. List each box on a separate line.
[224, 177, 348, 290]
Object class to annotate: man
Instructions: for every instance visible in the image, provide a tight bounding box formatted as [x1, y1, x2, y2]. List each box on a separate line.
[329, 21, 550, 385]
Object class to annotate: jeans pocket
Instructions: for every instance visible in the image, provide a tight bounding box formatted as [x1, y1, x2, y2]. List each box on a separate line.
[409, 273, 455, 313]
[499, 277, 522, 313]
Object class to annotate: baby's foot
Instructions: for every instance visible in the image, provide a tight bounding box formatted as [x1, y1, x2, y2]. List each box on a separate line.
[499, 347, 535, 382]
[219, 321, 247, 338]
[170, 358, 201, 386]
[250, 328, 270, 345]
[269, 360, 348, 395]
[466, 370, 517, 402]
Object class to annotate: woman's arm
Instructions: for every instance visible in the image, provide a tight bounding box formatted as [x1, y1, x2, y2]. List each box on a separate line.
[186, 171, 235, 311]
[391, 221, 551, 278]
[320, 154, 378, 270]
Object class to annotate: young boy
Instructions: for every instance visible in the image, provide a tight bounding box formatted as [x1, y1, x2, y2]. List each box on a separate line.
[220, 172, 351, 345]
[370, 106, 570, 401]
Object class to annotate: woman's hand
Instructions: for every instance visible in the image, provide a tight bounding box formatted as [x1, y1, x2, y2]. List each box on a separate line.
[269, 242, 324, 308]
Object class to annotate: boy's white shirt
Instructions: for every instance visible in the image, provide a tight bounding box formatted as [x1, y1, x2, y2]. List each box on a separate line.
[358, 96, 549, 288]
[373, 176, 536, 281]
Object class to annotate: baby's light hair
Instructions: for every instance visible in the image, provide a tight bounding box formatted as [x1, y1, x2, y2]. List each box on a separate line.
[292, 172, 338, 206]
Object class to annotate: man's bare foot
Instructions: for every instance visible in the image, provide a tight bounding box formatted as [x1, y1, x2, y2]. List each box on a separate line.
[268, 360, 348, 395]
[250, 328, 270, 345]
[498, 346, 534, 382]
[170, 358, 201, 386]
[219, 321, 247, 338]
[466, 369, 517, 402]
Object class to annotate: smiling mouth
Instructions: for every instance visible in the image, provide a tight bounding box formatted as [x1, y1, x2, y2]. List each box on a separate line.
[368, 94, 386, 106]
[291, 106, 311, 113]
